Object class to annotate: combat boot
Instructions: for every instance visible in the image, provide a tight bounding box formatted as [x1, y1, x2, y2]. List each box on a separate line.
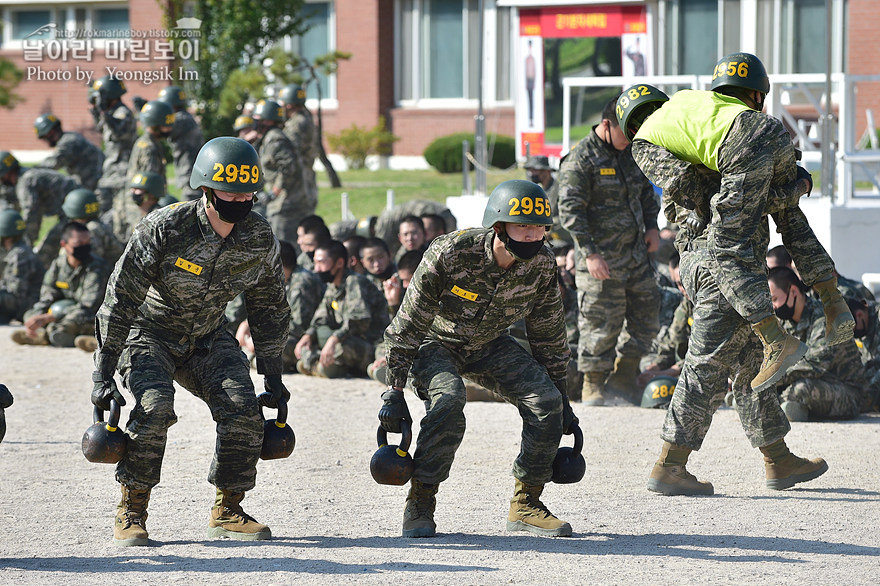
[114, 485, 151, 546]
[759, 439, 828, 490]
[750, 316, 808, 392]
[207, 488, 271, 540]
[812, 276, 855, 345]
[647, 441, 714, 496]
[605, 356, 641, 403]
[581, 372, 607, 406]
[75, 335, 98, 353]
[402, 479, 438, 538]
[506, 479, 572, 537]
[10, 328, 49, 346]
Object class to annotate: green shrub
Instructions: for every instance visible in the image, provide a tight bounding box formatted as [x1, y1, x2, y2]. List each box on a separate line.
[424, 133, 516, 173]
[327, 116, 399, 170]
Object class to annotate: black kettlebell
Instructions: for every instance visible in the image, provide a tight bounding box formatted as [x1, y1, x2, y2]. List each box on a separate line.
[260, 397, 295, 460]
[370, 420, 414, 485]
[82, 399, 128, 464]
[552, 422, 586, 484]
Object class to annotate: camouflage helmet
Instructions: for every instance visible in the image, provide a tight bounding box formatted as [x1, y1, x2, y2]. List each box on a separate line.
[139, 100, 175, 128]
[157, 194, 178, 207]
[616, 84, 670, 141]
[157, 85, 187, 108]
[34, 113, 62, 139]
[278, 84, 307, 106]
[129, 171, 166, 199]
[641, 375, 678, 409]
[482, 180, 553, 228]
[48, 299, 77, 321]
[0, 151, 20, 176]
[0, 209, 26, 238]
[62, 188, 101, 220]
[190, 136, 264, 192]
[233, 114, 256, 133]
[92, 75, 127, 99]
[710, 52, 770, 95]
[252, 99, 285, 123]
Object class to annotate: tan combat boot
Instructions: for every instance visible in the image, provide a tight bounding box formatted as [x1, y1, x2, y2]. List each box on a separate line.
[114, 485, 151, 546]
[812, 276, 855, 345]
[402, 479, 438, 538]
[207, 488, 271, 540]
[581, 372, 607, 406]
[506, 479, 572, 537]
[759, 439, 828, 490]
[647, 441, 714, 496]
[11, 328, 49, 346]
[75, 335, 98, 353]
[605, 356, 641, 403]
[750, 316, 808, 392]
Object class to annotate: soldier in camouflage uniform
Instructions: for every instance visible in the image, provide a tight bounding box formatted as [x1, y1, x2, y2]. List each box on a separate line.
[375, 201, 457, 259]
[251, 99, 309, 243]
[639, 254, 691, 386]
[625, 58, 828, 495]
[89, 137, 291, 547]
[11, 222, 109, 347]
[278, 84, 320, 212]
[296, 215, 331, 271]
[158, 86, 204, 201]
[0, 209, 44, 324]
[35, 114, 105, 190]
[395, 215, 428, 264]
[359, 237, 396, 294]
[379, 180, 578, 539]
[557, 97, 661, 406]
[294, 240, 389, 378]
[90, 76, 137, 214]
[846, 297, 880, 412]
[524, 155, 570, 245]
[114, 171, 164, 244]
[769, 267, 868, 421]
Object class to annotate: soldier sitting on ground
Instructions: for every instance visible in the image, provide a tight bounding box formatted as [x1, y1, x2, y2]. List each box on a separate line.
[295, 214, 331, 271]
[0, 209, 44, 325]
[11, 221, 110, 349]
[294, 239, 389, 379]
[359, 237, 396, 294]
[395, 215, 427, 264]
[846, 297, 880, 413]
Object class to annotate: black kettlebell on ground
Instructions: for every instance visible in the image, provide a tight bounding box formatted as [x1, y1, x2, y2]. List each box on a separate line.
[552, 422, 586, 484]
[371, 420, 414, 485]
[260, 397, 295, 460]
[82, 399, 128, 463]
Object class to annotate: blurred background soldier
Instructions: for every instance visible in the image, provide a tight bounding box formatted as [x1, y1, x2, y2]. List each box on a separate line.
[115, 171, 165, 244]
[34, 113, 105, 191]
[278, 84, 319, 213]
[90, 75, 136, 214]
[0, 209, 44, 324]
[158, 85, 204, 201]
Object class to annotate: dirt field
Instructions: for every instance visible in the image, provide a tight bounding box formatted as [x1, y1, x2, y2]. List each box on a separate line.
[1, 323, 879, 585]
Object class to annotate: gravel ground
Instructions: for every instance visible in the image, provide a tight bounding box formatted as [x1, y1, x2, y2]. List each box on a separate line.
[1, 323, 879, 585]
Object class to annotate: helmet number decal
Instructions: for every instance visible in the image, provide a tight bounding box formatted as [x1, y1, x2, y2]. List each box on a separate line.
[211, 163, 260, 184]
[651, 382, 676, 399]
[615, 85, 652, 119]
[507, 196, 551, 217]
[84, 202, 100, 215]
[713, 60, 749, 81]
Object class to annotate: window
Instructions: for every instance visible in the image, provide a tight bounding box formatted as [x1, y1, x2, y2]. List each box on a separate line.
[93, 8, 129, 35]
[11, 10, 51, 40]
[285, 1, 335, 101]
[665, 0, 718, 75]
[2, 5, 130, 46]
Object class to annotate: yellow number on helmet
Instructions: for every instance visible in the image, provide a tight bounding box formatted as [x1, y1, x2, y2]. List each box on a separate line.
[239, 164, 251, 183]
[251, 165, 260, 183]
[738, 62, 749, 77]
[508, 197, 521, 215]
[225, 164, 239, 183]
[535, 198, 545, 216]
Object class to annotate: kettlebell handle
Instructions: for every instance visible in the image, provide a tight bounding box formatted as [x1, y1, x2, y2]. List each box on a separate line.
[92, 398, 121, 431]
[569, 422, 583, 456]
[376, 419, 412, 454]
[258, 396, 289, 427]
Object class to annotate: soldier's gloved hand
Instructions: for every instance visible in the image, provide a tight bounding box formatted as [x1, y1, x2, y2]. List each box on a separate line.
[0, 384, 13, 410]
[684, 209, 707, 238]
[554, 380, 578, 435]
[379, 387, 411, 433]
[796, 165, 813, 197]
[259, 374, 290, 409]
[91, 353, 125, 411]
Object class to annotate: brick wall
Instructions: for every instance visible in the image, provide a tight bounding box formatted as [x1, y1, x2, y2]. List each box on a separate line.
[847, 0, 880, 140]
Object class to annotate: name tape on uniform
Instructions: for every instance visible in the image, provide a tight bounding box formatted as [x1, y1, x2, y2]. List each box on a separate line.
[55, 281, 69, 289]
[175, 257, 203, 275]
[600, 168, 616, 176]
[451, 285, 478, 301]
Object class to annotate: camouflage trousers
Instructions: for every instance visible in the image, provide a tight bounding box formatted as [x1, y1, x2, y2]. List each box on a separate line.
[116, 328, 263, 492]
[575, 261, 659, 373]
[96, 166, 128, 214]
[300, 325, 378, 378]
[780, 377, 862, 420]
[409, 335, 564, 486]
[663, 247, 790, 450]
[47, 318, 94, 347]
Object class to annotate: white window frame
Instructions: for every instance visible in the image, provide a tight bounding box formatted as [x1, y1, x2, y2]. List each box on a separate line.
[1, 2, 130, 49]
[280, 0, 338, 109]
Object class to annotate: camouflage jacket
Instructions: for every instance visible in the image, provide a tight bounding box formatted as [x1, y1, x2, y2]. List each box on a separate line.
[306, 270, 389, 345]
[557, 129, 659, 273]
[0, 240, 44, 321]
[97, 103, 137, 172]
[39, 132, 105, 191]
[385, 228, 569, 388]
[256, 128, 304, 208]
[288, 267, 325, 341]
[16, 168, 80, 243]
[86, 218, 124, 266]
[283, 109, 319, 166]
[779, 297, 868, 391]
[127, 132, 167, 187]
[96, 200, 290, 373]
[168, 110, 204, 194]
[650, 296, 692, 370]
[375, 201, 457, 257]
[27, 252, 110, 328]
[853, 301, 880, 409]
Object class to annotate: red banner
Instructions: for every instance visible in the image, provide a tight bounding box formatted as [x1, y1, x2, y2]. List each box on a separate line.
[520, 6, 646, 38]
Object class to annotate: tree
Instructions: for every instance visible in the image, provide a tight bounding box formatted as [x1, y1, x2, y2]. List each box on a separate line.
[161, 0, 307, 138]
[0, 59, 23, 108]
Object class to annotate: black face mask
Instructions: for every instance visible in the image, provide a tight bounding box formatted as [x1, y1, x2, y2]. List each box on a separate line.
[854, 326, 867, 339]
[774, 289, 796, 321]
[375, 264, 396, 281]
[316, 269, 335, 283]
[526, 171, 542, 184]
[71, 243, 92, 262]
[156, 129, 172, 139]
[209, 190, 253, 224]
[501, 231, 545, 261]
[131, 191, 144, 206]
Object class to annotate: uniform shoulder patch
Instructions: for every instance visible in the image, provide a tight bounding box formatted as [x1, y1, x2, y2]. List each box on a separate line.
[230, 258, 261, 275]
